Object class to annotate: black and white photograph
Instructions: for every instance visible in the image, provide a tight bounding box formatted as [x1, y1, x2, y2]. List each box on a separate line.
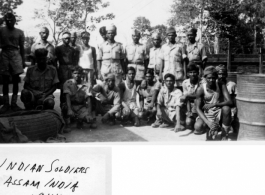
[0, 0, 264, 143]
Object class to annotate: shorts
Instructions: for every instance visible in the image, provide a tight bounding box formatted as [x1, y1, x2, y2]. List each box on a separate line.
[0, 49, 24, 76]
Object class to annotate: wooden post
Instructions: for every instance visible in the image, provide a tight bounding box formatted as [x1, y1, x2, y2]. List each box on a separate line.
[259, 47, 263, 74]
[227, 38, 231, 72]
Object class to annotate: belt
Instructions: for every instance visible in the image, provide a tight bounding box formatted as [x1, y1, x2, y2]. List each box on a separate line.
[129, 61, 144, 65]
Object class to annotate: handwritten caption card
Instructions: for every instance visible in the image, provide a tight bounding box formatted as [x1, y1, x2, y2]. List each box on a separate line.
[0, 147, 111, 195]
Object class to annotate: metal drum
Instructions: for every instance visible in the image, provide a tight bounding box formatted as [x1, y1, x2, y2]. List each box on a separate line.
[237, 74, 265, 140]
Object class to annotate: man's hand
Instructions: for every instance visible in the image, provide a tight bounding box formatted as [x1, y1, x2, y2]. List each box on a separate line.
[123, 105, 130, 116]
[203, 103, 216, 111]
[67, 109, 75, 117]
[35, 92, 44, 99]
[174, 124, 182, 132]
[207, 121, 220, 131]
[122, 73, 126, 81]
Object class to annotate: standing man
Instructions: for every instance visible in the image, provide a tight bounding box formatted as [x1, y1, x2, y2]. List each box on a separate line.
[125, 29, 148, 86]
[79, 31, 97, 92]
[55, 32, 76, 107]
[97, 24, 125, 86]
[21, 48, 59, 110]
[99, 26, 107, 44]
[30, 27, 55, 66]
[184, 28, 207, 77]
[159, 27, 187, 88]
[147, 32, 163, 81]
[70, 32, 80, 66]
[0, 12, 26, 113]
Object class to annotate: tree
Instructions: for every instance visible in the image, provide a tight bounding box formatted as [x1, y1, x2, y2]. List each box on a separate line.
[133, 16, 152, 36]
[0, 0, 23, 22]
[34, 0, 115, 46]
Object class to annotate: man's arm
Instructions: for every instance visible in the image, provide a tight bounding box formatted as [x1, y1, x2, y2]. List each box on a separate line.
[43, 85, 57, 97]
[65, 93, 74, 117]
[196, 86, 211, 128]
[24, 82, 43, 97]
[214, 83, 233, 107]
[19, 32, 26, 68]
[92, 47, 97, 78]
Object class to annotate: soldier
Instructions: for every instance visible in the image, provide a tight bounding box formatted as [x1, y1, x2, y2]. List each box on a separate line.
[147, 32, 163, 81]
[159, 27, 187, 88]
[70, 32, 80, 66]
[195, 66, 233, 140]
[99, 26, 107, 43]
[21, 48, 59, 110]
[55, 32, 76, 107]
[30, 27, 55, 66]
[79, 31, 97, 87]
[92, 73, 121, 125]
[125, 29, 148, 86]
[0, 12, 26, 113]
[97, 24, 125, 86]
[184, 28, 207, 76]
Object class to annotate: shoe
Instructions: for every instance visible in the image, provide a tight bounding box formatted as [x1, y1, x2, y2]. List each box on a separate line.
[11, 103, 23, 112]
[0, 104, 10, 114]
[194, 129, 206, 135]
[134, 117, 140, 127]
[159, 123, 172, 128]
[151, 120, 162, 128]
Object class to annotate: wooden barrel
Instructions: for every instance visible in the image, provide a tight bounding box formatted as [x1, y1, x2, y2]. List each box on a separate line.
[237, 74, 265, 140]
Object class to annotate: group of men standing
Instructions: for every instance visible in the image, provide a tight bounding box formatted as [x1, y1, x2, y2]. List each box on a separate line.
[0, 12, 237, 140]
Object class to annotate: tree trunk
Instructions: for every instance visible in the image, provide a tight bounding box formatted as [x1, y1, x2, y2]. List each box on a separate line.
[214, 34, 220, 54]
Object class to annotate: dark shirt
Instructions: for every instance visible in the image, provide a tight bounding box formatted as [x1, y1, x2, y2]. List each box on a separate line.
[55, 44, 75, 66]
[24, 65, 59, 92]
[0, 27, 24, 49]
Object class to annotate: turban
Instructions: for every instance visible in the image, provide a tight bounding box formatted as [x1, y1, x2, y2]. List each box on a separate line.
[166, 26, 176, 35]
[152, 32, 161, 39]
[39, 27, 49, 34]
[132, 29, 141, 36]
[187, 28, 197, 35]
[81, 31, 90, 38]
[106, 24, 117, 32]
[216, 64, 227, 72]
[105, 73, 115, 81]
[203, 66, 217, 77]
[4, 12, 15, 20]
[62, 32, 71, 39]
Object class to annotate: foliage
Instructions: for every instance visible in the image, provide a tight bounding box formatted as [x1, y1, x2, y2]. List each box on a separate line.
[34, 0, 115, 45]
[132, 16, 152, 35]
[0, 0, 23, 22]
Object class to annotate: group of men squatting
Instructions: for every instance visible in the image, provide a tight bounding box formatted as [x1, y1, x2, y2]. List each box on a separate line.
[0, 12, 237, 140]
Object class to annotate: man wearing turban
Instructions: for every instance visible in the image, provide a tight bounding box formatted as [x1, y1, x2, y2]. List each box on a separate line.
[97, 24, 125, 86]
[194, 66, 233, 140]
[147, 32, 163, 81]
[30, 27, 55, 66]
[92, 73, 121, 125]
[124, 29, 148, 86]
[184, 27, 207, 77]
[159, 26, 187, 87]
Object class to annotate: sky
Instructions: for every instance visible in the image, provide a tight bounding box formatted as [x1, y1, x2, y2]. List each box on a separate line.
[15, 0, 173, 46]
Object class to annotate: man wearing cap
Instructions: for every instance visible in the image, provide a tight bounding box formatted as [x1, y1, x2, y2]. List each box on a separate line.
[79, 31, 97, 87]
[30, 27, 55, 66]
[21, 48, 59, 110]
[97, 24, 125, 86]
[55, 32, 76, 107]
[125, 29, 148, 86]
[70, 32, 81, 66]
[0, 12, 26, 113]
[184, 28, 207, 76]
[147, 32, 163, 81]
[195, 66, 233, 140]
[92, 73, 121, 125]
[99, 26, 107, 46]
[159, 26, 187, 88]
[62, 65, 97, 131]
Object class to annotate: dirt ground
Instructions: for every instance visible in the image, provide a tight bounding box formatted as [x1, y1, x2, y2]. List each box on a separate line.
[0, 70, 211, 142]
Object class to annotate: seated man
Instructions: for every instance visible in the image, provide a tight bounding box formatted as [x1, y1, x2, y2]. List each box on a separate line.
[194, 66, 233, 140]
[62, 66, 97, 131]
[119, 67, 140, 126]
[182, 63, 200, 130]
[92, 73, 121, 125]
[138, 69, 161, 124]
[21, 48, 59, 110]
[216, 64, 238, 133]
[152, 73, 185, 132]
